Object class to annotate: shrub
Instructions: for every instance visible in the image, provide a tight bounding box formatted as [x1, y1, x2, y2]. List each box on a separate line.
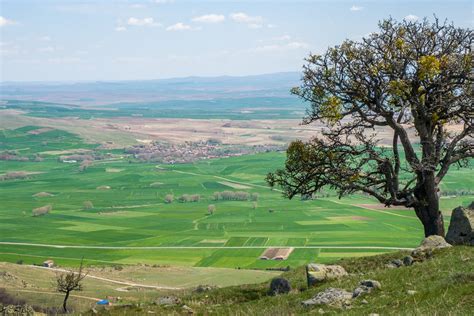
[164, 194, 174, 204]
[82, 201, 94, 210]
[213, 191, 250, 201]
[208, 204, 216, 215]
[32, 205, 52, 217]
[251, 193, 259, 201]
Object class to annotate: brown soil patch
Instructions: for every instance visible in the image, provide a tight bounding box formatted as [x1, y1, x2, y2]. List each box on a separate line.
[260, 248, 294, 260]
[27, 127, 54, 135]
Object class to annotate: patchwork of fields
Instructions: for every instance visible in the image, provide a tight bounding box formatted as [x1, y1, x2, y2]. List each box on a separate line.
[1, 126, 473, 269]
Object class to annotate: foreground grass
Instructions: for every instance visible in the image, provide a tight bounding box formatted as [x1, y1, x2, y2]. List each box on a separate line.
[92, 246, 474, 315]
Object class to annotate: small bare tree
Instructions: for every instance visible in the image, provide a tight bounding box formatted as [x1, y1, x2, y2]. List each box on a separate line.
[56, 258, 87, 313]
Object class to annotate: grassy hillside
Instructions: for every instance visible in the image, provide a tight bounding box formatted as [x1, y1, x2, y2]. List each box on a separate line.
[85, 246, 474, 315]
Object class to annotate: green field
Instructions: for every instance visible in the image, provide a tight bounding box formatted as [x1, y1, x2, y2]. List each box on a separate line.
[1, 126, 473, 270]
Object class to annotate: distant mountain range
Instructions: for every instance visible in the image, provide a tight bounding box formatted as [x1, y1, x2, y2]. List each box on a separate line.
[0, 72, 302, 106]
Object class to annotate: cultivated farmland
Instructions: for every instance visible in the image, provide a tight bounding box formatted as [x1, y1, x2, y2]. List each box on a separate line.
[1, 126, 472, 272]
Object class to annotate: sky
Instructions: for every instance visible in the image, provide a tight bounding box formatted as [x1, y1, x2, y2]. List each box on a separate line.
[0, 0, 472, 82]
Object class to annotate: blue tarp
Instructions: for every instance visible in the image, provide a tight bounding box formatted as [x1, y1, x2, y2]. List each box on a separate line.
[97, 299, 110, 305]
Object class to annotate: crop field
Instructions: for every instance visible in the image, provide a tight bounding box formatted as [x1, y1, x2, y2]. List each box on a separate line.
[1, 126, 473, 271]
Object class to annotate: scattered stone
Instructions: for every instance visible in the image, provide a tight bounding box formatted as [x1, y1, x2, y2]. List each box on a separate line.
[385, 263, 397, 269]
[361, 299, 368, 304]
[407, 290, 417, 295]
[403, 255, 414, 266]
[306, 264, 348, 286]
[353, 280, 381, 298]
[154, 296, 181, 306]
[369, 314, 380, 316]
[318, 308, 325, 314]
[391, 259, 403, 267]
[0, 304, 35, 316]
[302, 288, 352, 307]
[445, 206, 474, 246]
[268, 277, 291, 295]
[194, 284, 217, 293]
[412, 235, 452, 257]
[182, 305, 194, 314]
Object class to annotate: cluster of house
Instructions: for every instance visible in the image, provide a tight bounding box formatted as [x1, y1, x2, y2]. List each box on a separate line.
[125, 140, 284, 164]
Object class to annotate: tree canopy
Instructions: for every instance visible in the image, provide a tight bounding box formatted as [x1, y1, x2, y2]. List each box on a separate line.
[267, 17, 473, 237]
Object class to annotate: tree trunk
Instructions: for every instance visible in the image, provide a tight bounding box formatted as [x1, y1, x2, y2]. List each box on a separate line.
[414, 204, 445, 237]
[413, 172, 445, 237]
[63, 290, 70, 313]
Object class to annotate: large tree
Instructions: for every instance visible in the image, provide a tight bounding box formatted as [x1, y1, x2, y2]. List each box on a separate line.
[267, 18, 473, 237]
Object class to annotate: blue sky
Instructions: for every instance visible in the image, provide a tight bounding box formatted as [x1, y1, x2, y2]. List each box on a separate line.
[0, 0, 472, 82]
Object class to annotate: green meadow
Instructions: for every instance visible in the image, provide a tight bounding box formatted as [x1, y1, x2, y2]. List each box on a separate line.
[0, 126, 472, 269]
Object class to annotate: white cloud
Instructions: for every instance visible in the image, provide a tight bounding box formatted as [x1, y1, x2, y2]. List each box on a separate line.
[350, 5, 363, 12]
[230, 12, 263, 24]
[38, 36, 51, 41]
[404, 14, 419, 22]
[192, 14, 225, 23]
[267, 24, 277, 29]
[0, 16, 17, 27]
[115, 26, 127, 32]
[166, 22, 197, 31]
[153, 0, 174, 4]
[130, 4, 146, 9]
[127, 17, 161, 27]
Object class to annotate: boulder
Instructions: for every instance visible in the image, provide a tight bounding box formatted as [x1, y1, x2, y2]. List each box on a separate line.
[302, 288, 352, 308]
[412, 235, 452, 257]
[352, 280, 381, 298]
[390, 259, 403, 267]
[194, 284, 217, 293]
[154, 296, 181, 306]
[403, 256, 414, 266]
[306, 264, 348, 287]
[446, 206, 474, 246]
[268, 277, 291, 295]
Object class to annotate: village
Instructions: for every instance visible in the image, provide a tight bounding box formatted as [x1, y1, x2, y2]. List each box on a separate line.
[124, 140, 284, 164]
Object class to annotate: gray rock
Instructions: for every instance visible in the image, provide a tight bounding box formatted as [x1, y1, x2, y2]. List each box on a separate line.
[194, 284, 217, 293]
[403, 256, 414, 266]
[306, 263, 348, 287]
[407, 290, 417, 295]
[391, 259, 403, 267]
[155, 296, 181, 306]
[302, 288, 352, 307]
[268, 277, 291, 295]
[353, 280, 381, 298]
[361, 299, 368, 304]
[446, 206, 474, 246]
[182, 305, 194, 314]
[360, 280, 381, 289]
[412, 235, 452, 257]
[385, 263, 397, 269]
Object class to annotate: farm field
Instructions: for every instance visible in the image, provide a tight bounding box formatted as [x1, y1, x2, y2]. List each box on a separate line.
[1, 126, 472, 273]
